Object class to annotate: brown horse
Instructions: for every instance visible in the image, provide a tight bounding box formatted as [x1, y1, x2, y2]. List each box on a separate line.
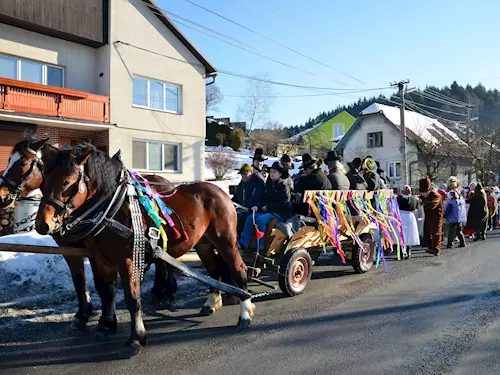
[0, 139, 178, 332]
[35, 143, 254, 358]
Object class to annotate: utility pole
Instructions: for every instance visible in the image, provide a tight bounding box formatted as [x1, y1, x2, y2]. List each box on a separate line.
[392, 80, 410, 185]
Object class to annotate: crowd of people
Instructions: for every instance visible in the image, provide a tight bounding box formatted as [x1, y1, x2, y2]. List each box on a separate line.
[232, 149, 390, 250]
[397, 176, 499, 257]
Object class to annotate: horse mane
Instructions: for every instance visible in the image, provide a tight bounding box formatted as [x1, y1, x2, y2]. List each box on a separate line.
[58, 143, 123, 196]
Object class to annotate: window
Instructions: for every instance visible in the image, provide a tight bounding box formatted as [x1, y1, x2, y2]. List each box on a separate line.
[388, 162, 401, 178]
[132, 140, 181, 172]
[132, 76, 182, 114]
[333, 123, 344, 138]
[0, 54, 64, 87]
[367, 132, 383, 148]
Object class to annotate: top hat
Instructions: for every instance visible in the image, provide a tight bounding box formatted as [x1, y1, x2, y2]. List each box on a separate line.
[419, 176, 431, 193]
[299, 153, 319, 169]
[250, 148, 268, 161]
[270, 161, 285, 174]
[325, 150, 341, 163]
[280, 154, 294, 170]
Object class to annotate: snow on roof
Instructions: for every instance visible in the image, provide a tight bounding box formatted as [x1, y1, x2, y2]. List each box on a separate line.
[360, 103, 466, 145]
[285, 121, 325, 142]
[329, 135, 344, 142]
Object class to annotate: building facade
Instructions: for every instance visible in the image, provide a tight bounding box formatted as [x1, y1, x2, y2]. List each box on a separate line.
[0, 0, 214, 181]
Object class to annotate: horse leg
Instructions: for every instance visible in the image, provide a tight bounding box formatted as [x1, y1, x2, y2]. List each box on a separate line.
[90, 258, 118, 342]
[206, 226, 255, 329]
[195, 239, 222, 316]
[150, 261, 177, 309]
[118, 257, 147, 359]
[63, 255, 93, 332]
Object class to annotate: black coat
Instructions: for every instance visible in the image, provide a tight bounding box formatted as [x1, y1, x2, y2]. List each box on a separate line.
[328, 169, 350, 190]
[263, 178, 294, 220]
[232, 181, 246, 205]
[364, 171, 385, 191]
[234, 173, 265, 209]
[347, 169, 368, 190]
[296, 168, 332, 195]
[465, 190, 488, 230]
[397, 195, 417, 212]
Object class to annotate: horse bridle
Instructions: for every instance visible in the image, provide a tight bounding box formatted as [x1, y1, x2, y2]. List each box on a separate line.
[1, 148, 43, 198]
[41, 166, 90, 219]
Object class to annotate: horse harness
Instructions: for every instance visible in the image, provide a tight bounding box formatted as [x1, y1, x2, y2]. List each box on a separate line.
[2, 148, 43, 197]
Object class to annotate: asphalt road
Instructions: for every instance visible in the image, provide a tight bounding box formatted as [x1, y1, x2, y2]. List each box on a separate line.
[2, 232, 500, 375]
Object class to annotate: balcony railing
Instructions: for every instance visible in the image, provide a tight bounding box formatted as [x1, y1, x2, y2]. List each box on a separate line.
[0, 78, 110, 123]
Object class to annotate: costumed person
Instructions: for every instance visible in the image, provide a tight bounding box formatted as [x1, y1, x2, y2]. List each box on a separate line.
[235, 150, 267, 235]
[325, 151, 350, 190]
[362, 157, 386, 191]
[465, 183, 488, 241]
[443, 190, 467, 248]
[486, 188, 497, 230]
[397, 185, 420, 257]
[419, 176, 444, 256]
[295, 153, 332, 215]
[239, 161, 294, 250]
[279, 154, 295, 192]
[346, 157, 368, 190]
[446, 176, 460, 195]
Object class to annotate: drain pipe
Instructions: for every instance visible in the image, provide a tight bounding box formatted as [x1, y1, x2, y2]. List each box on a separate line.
[205, 73, 217, 86]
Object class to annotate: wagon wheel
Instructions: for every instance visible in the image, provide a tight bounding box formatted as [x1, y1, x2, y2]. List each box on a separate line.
[352, 233, 376, 274]
[278, 248, 313, 297]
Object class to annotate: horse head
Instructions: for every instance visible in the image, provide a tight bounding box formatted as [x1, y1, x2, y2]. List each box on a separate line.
[0, 138, 48, 208]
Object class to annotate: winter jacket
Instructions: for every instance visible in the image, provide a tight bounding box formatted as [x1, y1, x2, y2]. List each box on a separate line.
[443, 199, 467, 224]
[347, 169, 368, 190]
[232, 181, 246, 205]
[465, 190, 488, 230]
[397, 195, 418, 212]
[328, 169, 350, 190]
[293, 170, 304, 188]
[263, 178, 294, 220]
[295, 168, 332, 195]
[487, 195, 497, 214]
[364, 171, 386, 191]
[240, 173, 265, 209]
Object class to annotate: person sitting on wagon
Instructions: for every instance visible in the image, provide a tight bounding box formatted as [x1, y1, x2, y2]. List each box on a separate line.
[239, 161, 294, 250]
[280, 154, 295, 192]
[325, 151, 349, 190]
[346, 157, 368, 190]
[362, 157, 386, 191]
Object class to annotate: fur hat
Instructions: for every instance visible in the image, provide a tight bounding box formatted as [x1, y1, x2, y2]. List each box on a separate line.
[419, 176, 431, 193]
[446, 176, 459, 192]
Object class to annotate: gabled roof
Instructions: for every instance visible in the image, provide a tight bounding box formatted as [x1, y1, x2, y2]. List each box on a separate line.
[144, 0, 216, 74]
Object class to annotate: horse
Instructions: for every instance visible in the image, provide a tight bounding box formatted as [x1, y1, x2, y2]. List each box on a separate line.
[35, 143, 254, 358]
[0, 138, 178, 332]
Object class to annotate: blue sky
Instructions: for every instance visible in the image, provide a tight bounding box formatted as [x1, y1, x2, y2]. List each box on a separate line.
[156, 0, 500, 127]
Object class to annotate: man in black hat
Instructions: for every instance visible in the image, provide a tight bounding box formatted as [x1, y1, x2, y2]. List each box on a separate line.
[295, 153, 332, 196]
[346, 157, 368, 190]
[250, 148, 267, 182]
[325, 151, 349, 190]
[279, 154, 294, 191]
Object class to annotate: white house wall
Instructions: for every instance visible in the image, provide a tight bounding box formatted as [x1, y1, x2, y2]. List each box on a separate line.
[0, 23, 100, 94]
[108, 0, 207, 181]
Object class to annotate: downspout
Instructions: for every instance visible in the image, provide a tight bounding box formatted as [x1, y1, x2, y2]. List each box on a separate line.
[205, 73, 217, 86]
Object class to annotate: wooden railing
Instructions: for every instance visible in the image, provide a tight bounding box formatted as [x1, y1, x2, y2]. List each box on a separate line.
[0, 78, 110, 123]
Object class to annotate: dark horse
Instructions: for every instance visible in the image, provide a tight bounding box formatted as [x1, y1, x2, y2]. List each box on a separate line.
[0, 138, 178, 332]
[35, 143, 254, 358]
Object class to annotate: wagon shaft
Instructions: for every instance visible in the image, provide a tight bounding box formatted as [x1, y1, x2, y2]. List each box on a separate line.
[0, 242, 94, 257]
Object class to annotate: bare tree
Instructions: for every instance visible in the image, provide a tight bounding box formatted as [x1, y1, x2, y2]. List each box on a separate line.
[206, 84, 223, 113]
[252, 121, 284, 156]
[464, 126, 500, 185]
[206, 151, 237, 180]
[216, 132, 227, 147]
[237, 72, 274, 134]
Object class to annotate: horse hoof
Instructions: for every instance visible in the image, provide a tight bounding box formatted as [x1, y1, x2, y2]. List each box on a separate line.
[119, 343, 142, 359]
[237, 317, 252, 330]
[200, 305, 215, 316]
[92, 330, 110, 342]
[69, 318, 87, 333]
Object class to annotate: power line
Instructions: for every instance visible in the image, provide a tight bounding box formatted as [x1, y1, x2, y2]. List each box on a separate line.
[411, 90, 469, 108]
[423, 88, 470, 106]
[123, 0, 350, 86]
[114, 41, 378, 91]
[404, 100, 458, 124]
[176, 0, 365, 85]
[225, 87, 393, 98]
[402, 97, 468, 117]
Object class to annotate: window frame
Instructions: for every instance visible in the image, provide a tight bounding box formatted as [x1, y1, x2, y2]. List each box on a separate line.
[0, 54, 64, 87]
[333, 123, 344, 138]
[132, 75, 182, 114]
[132, 139, 182, 173]
[367, 131, 383, 148]
[387, 161, 402, 179]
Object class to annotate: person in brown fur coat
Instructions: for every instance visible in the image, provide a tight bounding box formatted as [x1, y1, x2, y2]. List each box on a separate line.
[419, 177, 444, 256]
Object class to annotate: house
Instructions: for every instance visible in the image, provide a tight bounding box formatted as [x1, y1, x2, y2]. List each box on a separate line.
[335, 103, 474, 187]
[0, 0, 215, 181]
[284, 111, 356, 154]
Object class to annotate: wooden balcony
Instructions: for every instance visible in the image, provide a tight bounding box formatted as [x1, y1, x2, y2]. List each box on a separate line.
[0, 78, 110, 123]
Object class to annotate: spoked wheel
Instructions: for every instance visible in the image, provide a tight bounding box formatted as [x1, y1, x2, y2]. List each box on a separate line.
[352, 233, 376, 274]
[278, 248, 312, 297]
